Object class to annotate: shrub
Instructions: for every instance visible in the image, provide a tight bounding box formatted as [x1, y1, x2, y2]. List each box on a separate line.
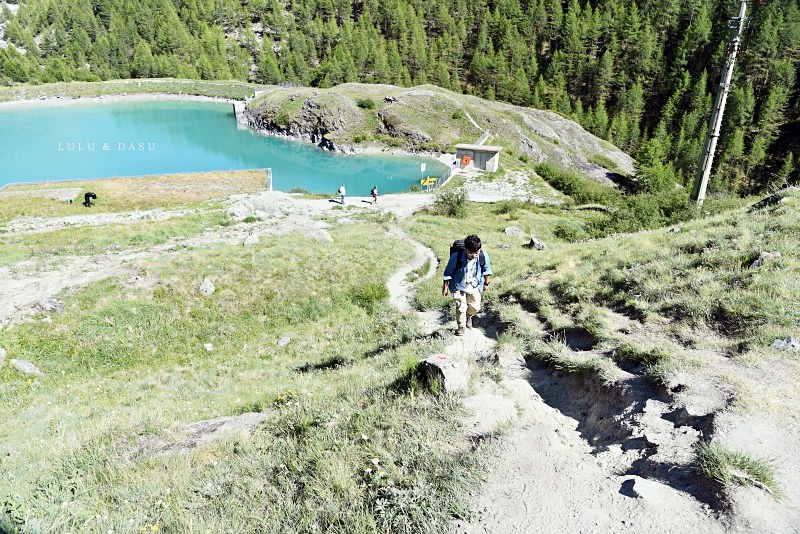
[492, 200, 528, 215]
[357, 98, 376, 110]
[242, 216, 261, 223]
[588, 153, 620, 173]
[592, 190, 692, 235]
[534, 163, 621, 206]
[353, 134, 367, 143]
[350, 282, 389, 313]
[432, 187, 468, 218]
[553, 221, 588, 242]
[451, 108, 465, 120]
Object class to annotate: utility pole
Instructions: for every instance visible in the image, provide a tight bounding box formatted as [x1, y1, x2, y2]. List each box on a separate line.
[691, 0, 748, 206]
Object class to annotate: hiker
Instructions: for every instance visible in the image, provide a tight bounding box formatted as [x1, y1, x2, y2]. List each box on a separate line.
[442, 234, 492, 336]
[371, 185, 378, 204]
[338, 183, 346, 204]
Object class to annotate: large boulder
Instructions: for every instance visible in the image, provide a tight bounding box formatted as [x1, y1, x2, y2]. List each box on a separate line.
[418, 353, 470, 393]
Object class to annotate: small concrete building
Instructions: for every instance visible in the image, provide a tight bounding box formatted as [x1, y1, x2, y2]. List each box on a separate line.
[455, 144, 502, 172]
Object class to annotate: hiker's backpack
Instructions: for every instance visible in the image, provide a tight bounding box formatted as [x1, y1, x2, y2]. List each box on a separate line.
[450, 239, 486, 271]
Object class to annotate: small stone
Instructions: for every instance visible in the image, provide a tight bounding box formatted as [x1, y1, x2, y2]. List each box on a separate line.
[309, 229, 333, 243]
[36, 299, 64, 313]
[242, 234, 259, 246]
[526, 236, 547, 250]
[198, 278, 215, 296]
[314, 221, 332, 229]
[504, 226, 524, 237]
[277, 334, 291, 347]
[0, 347, 6, 367]
[204, 343, 214, 352]
[771, 336, 800, 352]
[749, 251, 782, 268]
[10, 359, 42, 376]
[499, 244, 511, 249]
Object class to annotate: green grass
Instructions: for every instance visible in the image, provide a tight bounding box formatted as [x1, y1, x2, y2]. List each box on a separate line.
[694, 442, 777, 492]
[2, 171, 798, 530]
[0, 222, 483, 533]
[0, 169, 266, 223]
[0, 210, 231, 266]
[588, 153, 622, 174]
[613, 343, 679, 384]
[0, 79, 263, 102]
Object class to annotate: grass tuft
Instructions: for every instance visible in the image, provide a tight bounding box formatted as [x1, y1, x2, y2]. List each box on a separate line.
[694, 442, 777, 493]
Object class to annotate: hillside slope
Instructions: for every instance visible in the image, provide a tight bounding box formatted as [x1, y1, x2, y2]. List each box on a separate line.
[244, 83, 635, 184]
[406, 186, 800, 532]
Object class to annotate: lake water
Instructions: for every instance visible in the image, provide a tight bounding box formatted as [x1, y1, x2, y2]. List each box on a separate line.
[0, 100, 448, 194]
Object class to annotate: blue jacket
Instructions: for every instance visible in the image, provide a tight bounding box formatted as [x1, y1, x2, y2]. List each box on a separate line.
[443, 249, 493, 292]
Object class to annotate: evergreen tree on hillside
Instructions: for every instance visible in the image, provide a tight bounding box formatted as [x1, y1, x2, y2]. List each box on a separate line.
[2, 0, 798, 193]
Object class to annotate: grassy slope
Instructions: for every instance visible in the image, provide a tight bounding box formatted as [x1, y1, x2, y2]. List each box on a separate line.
[0, 218, 482, 532]
[1, 182, 797, 530]
[0, 79, 264, 103]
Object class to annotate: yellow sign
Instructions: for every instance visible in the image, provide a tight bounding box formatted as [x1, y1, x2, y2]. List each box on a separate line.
[421, 178, 437, 186]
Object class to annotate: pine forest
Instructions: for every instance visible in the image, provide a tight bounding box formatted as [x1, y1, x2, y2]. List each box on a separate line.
[1, 0, 798, 196]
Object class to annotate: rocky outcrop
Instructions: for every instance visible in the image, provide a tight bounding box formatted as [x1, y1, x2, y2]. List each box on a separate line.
[245, 89, 365, 151]
[243, 83, 635, 181]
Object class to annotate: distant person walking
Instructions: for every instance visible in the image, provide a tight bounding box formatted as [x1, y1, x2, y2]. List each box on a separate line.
[442, 234, 492, 336]
[371, 185, 378, 205]
[338, 183, 346, 205]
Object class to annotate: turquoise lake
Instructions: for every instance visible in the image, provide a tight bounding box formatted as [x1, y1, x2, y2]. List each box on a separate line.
[0, 100, 448, 194]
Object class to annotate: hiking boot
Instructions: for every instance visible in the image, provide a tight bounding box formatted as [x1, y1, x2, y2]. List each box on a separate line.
[466, 315, 474, 329]
[455, 326, 466, 336]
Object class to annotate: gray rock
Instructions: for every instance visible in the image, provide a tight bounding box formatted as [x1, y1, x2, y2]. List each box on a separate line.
[749, 251, 782, 268]
[526, 236, 547, 250]
[0, 347, 6, 367]
[242, 234, 260, 246]
[10, 359, 42, 376]
[314, 220, 332, 229]
[627, 476, 678, 502]
[198, 278, 215, 296]
[227, 204, 251, 220]
[771, 336, 800, 352]
[277, 334, 292, 347]
[36, 299, 64, 313]
[499, 244, 511, 249]
[418, 353, 470, 393]
[309, 229, 334, 243]
[504, 226, 524, 237]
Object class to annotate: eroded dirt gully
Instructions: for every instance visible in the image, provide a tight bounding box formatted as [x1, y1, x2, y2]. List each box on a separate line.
[454, 309, 799, 533]
[393, 243, 720, 532]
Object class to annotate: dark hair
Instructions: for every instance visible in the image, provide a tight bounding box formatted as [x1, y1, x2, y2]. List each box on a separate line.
[464, 234, 481, 252]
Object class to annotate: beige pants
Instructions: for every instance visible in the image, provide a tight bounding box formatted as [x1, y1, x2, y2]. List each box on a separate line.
[453, 290, 481, 327]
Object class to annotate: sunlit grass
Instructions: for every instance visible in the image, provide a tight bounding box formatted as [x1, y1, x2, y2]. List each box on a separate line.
[0, 170, 267, 223]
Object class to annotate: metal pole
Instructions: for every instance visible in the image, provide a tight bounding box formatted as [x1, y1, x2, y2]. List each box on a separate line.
[691, 0, 747, 206]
